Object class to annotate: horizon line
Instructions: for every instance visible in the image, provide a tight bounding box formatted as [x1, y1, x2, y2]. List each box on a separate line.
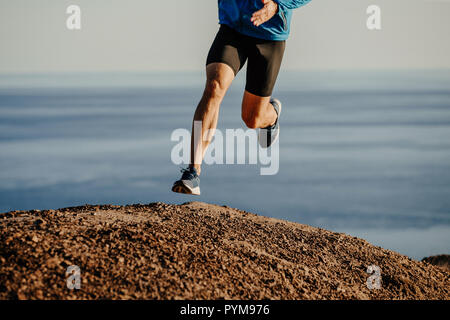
[1, 68, 450, 77]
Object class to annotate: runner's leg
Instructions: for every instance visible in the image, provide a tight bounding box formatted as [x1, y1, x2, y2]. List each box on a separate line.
[242, 39, 285, 129]
[190, 25, 248, 175]
[190, 62, 234, 175]
[241, 91, 276, 129]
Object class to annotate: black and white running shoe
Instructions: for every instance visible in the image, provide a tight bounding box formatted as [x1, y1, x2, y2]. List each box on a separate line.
[258, 98, 282, 148]
[172, 167, 201, 195]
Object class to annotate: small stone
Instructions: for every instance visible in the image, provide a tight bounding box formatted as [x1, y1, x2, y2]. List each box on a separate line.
[34, 219, 46, 226]
[35, 289, 44, 299]
[17, 292, 27, 300]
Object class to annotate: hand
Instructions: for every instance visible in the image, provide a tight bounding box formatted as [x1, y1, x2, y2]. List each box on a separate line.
[251, 0, 278, 27]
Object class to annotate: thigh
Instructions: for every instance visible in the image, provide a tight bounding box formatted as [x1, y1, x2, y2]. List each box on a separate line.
[245, 39, 286, 97]
[206, 24, 248, 76]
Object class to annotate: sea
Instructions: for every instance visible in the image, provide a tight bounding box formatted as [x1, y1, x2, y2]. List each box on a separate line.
[1, 70, 449, 260]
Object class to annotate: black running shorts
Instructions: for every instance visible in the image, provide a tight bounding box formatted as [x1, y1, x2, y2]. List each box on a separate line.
[206, 24, 286, 97]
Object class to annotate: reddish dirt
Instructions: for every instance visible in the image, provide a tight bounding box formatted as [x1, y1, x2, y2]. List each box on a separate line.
[0, 201, 448, 300]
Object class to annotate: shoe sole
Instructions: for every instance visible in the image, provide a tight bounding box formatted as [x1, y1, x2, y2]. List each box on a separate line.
[272, 98, 282, 117]
[259, 99, 282, 148]
[172, 181, 201, 196]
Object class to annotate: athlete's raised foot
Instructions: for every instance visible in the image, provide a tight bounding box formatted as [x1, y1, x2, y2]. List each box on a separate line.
[172, 167, 201, 195]
[258, 98, 282, 148]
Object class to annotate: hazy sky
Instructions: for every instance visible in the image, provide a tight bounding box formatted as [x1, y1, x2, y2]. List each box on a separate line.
[1, 0, 450, 73]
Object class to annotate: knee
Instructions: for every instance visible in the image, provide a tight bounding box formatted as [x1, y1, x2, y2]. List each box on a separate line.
[204, 78, 227, 100]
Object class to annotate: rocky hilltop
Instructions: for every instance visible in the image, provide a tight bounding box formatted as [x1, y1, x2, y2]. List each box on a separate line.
[0, 201, 448, 299]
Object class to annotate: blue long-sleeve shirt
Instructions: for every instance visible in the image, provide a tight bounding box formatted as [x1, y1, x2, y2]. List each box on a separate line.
[218, 0, 312, 41]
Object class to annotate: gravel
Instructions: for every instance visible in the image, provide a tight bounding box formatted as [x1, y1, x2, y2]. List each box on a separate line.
[0, 201, 448, 299]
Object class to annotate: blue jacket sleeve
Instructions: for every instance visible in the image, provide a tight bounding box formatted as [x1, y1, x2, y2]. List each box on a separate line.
[273, 0, 311, 10]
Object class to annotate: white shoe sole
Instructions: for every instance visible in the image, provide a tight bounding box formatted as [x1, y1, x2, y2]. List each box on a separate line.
[258, 99, 282, 148]
[172, 180, 200, 196]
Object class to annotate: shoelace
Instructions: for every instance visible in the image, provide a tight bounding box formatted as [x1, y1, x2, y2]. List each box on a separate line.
[180, 167, 197, 179]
